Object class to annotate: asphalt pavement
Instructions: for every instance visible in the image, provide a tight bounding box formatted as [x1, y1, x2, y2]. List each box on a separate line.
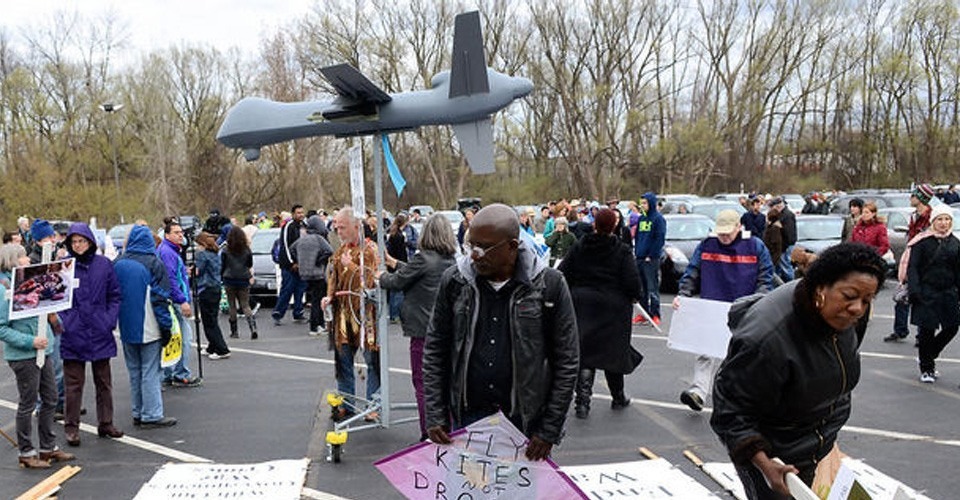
[1, 284, 958, 499]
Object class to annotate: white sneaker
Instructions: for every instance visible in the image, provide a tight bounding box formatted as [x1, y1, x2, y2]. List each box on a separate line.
[209, 353, 231, 360]
[920, 372, 936, 383]
[308, 330, 320, 336]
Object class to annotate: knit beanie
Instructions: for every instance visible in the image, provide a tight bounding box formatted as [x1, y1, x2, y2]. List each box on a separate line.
[30, 219, 55, 242]
[913, 184, 935, 205]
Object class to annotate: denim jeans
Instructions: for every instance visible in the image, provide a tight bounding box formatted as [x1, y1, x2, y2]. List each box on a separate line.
[122, 340, 164, 422]
[335, 344, 381, 402]
[636, 258, 661, 318]
[894, 301, 911, 337]
[163, 307, 193, 381]
[273, 268, 306, 320]
[388, 290, 404, 321]
[777, 244, 796, 282]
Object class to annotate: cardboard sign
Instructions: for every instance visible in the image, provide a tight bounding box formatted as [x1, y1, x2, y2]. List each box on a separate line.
[375, 412, 586, 499]
[562, 459, 721, 499]
[133, 459, 309, 499]
[667, 296, 732, 359]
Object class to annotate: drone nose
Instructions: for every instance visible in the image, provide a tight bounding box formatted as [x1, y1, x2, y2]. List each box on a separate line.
[513, 77, 534, 98]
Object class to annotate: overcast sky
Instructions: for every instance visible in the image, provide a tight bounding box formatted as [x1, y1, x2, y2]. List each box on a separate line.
[2, 0, 317, 57]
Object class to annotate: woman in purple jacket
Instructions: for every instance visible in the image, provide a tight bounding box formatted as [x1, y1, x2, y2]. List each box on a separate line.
[59, 223, 123, 446]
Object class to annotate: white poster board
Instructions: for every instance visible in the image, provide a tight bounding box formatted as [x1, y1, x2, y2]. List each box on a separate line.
[349, 144, 365, 214]
[133, 459, 309, 500]
[827, 459, 933, 500]
[9, 258, 77, 320]
[562, 459, 720, 499]
[667, 297, 732, 359]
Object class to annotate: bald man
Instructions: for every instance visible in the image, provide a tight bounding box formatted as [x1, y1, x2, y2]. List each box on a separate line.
[422, 204, 579, 460]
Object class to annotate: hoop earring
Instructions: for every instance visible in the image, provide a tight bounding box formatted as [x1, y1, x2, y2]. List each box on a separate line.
[814, 292, 825, 310]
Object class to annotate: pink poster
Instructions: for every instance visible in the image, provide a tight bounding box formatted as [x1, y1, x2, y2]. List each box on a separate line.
[375, 412, 586, 499]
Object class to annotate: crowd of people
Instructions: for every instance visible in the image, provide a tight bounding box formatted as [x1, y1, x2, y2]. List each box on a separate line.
[0, 184, 949, 499]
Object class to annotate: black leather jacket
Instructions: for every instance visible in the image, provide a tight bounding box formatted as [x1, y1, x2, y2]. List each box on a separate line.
[422, 243, 579, 444]
[710, 281, 861, 470]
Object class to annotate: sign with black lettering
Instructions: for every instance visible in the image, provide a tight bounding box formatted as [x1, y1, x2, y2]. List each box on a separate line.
[375, 412, 585, 499]
[562, 459, 720, 499]
[133, 459, 309, 499]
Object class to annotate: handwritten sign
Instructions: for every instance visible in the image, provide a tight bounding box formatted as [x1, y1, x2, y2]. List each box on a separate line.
[375, 412, 585, 499]
[133, 459, 309, 499]
[562, 459, 720, 499]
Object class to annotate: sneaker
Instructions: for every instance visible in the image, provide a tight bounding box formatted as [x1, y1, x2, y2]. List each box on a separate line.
[883, 333, 906, 342]
[308, 330, 320, 336]
[631, 314, 646, 325]
[208, 353, 230, 360]
[651, 316, 661, 327]
[171, 377, 202, 388]
[273, 317, 283, 327]
[920, 372, 936, 383]
[293, 316, 307, 324]
[680, 390, 704, 412]
[140, 417, 178, 428]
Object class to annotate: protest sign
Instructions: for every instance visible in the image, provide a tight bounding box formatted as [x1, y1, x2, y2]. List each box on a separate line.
[667, 296, 732, 358]
[133, 459, 309, 500]
[375, 412, 586, 499]
[9, 258, 76, 320]
[826, 459, 933, 500]
[160, 305, 183, 368]
[562, 459, 721, 499]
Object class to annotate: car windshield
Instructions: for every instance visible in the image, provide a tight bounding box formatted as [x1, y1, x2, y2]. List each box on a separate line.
[251, 229, 279, 254]
[882, 194, 911, 208]
[689, 201, 745, 220]
[797, 218, 843, 240]
[666, 218, 714, 240]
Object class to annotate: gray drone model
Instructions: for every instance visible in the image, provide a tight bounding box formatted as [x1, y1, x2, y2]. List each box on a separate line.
[216, 11, 533, 174]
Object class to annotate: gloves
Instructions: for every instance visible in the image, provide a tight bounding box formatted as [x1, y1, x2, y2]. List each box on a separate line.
[160, 328, 173, 347]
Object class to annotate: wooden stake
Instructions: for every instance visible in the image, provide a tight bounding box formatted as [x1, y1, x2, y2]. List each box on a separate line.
[16, 464, 81, 500]
[683, 449, 705, 468]
[637, 447, 658, 460]
[0, 426, 17, 448]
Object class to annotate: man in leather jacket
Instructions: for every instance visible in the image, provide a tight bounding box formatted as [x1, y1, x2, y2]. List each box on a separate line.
[422, 204, 579, 461]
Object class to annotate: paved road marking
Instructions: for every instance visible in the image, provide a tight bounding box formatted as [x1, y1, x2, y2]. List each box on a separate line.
[0, 399, 347, 499]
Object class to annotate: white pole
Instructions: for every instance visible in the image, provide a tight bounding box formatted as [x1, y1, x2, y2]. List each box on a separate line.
[373, 133, 390, 426]
[35, 242, 54, 368]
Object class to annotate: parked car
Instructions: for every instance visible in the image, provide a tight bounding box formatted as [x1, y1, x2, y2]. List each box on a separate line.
[829, 192, 910, 215]
[659, 214, 715, 293]
[435, 210, 465, 234]
[249, 228, 280, 299]
[881, 206, 960, 270]
[780, 194, 806, 211]
[108, 223, 135, 252]
[662, 199, 746, 220]
[794, 214, 845, 255]
[408, 205, 435, 218]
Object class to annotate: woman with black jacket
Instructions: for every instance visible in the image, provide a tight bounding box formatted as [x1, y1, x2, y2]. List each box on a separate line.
[710, 243, 886, 499]
[558, 208, 642, 419]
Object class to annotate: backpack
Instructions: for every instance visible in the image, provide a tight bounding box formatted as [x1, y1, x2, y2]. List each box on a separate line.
[271, 237, 282, 264]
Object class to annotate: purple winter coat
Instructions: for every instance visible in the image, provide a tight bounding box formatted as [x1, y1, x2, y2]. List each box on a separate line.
[59, 223, 122, 361]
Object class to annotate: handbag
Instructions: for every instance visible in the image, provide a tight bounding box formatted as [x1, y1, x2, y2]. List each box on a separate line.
[893, 282, 910, 305]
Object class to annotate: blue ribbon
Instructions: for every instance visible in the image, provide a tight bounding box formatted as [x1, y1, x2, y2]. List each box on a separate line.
[382, 135, 406, 197]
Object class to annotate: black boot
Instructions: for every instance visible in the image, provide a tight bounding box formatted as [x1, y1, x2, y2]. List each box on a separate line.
[247, 316, 258, 339]
[574, 368, 595, 419]
[608, 372, 631, 409]
[229, 320, 239, 339]
[611, 390, 631, 410]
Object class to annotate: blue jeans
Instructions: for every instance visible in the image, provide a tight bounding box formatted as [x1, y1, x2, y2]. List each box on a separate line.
[163, 307, 193, 381]
[122, 341, 164, 422]
[335, 344, 381, 402]
[894, 301, 911, 337]
[273, 268, 306, 320]
[636, 258, 661, 318]
[777, 245, 796, 282]
[388, 290, 404, 321]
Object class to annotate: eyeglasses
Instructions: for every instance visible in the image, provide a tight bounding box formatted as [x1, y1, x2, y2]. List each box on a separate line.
[465, 238, 512, 259]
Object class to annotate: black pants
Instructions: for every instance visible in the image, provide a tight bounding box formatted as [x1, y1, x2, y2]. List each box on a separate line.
[917, 325, 958, 372]
[199, 287, 229, 355]
[306, 279, 328, 331]
[575, 368, 625, 408]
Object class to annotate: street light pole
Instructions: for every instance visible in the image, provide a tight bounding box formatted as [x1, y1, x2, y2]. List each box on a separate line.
[100, 103, 125, 224]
